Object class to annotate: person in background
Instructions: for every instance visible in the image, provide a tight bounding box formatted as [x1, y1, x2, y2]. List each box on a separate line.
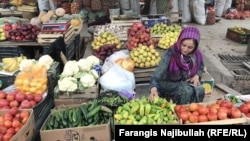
[148, 26, 205, 104]
[142, 0, 172, 15]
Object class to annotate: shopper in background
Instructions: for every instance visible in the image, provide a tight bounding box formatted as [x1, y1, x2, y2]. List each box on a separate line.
[149, 26, 205, 104]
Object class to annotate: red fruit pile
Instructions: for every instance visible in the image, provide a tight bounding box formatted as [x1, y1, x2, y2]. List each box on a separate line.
[0, 90, 43, 110]
[175, 100, 243, 124]
[238, 102, 250, 118]
[126, 22, 156, 50]
[0, 109, 30, 141]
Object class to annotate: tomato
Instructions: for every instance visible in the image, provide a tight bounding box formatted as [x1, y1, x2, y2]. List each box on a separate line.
[0, 126, 7, 134]
[15, 93, 26, 102]
[22, 116, 28, 124]
[15, 113, 20, 120]
[6, 127, 15, 135]
[26, 94, 34, 101]
[34, 95, 43, 103]
[4, 113, 13, 121]
[6, 93, 15, 102]
[0, 99, 9, 108]
[4, 120, 12, 128]
[9, 107, 18, 116]
[0, 91, 7, 99]
[0, 133, 3, 140]
[20, 111, 30, 119]
[12, 120, 20, 128]
[3, 132, 13, 141]
[9, 100, 19, 108]
[15, 126, 21, 134]
[20, 100, 32, 109]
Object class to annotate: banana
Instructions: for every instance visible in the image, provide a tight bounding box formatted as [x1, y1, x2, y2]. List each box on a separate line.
[7, 59, 18, 72]
[2, 58, 16, 64]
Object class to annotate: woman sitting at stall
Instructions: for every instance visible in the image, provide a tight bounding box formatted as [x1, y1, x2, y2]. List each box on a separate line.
[148, 26, 205, 104]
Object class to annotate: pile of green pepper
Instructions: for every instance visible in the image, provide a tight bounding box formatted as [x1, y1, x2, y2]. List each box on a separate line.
[97, 91, 129, 108]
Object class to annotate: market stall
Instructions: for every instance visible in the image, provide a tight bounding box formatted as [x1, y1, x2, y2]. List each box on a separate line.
[0, 0, 250, 141]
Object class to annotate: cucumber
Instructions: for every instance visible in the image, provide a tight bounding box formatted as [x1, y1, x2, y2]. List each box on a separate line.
[86, 105, 101, 119]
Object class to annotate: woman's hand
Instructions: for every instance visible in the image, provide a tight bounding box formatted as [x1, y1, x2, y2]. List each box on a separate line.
[149, 87, 159, 101]
[186, 74, 200, 86]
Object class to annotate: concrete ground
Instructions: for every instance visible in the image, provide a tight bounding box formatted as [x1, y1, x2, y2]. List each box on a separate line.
[187, 18, 250, 87]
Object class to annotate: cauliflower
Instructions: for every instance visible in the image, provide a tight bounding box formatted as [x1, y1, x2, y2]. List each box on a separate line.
[80, 73, 96, 88]
[90, 69, 99, 79]
[77, 58, 92, 72]
[19, 59, 37, 71]
[58, 77, 78, 92]
[86, 55, 101, 66]
[61, 61, 79, 77]
[38, 55, 54, 70]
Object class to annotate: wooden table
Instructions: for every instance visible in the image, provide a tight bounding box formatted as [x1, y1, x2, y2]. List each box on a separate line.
[0, 9, 22, 18]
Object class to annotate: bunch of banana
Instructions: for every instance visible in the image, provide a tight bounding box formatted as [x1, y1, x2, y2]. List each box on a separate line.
[2, 55, 27, 72]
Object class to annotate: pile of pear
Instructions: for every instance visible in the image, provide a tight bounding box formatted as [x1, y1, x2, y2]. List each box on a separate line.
[130, 44, 161, 68]
[91, 31, 122, 50]
[157, 25, 182, 49]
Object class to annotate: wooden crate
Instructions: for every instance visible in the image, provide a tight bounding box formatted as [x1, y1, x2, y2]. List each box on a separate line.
[37, 26, 75, 44]
[55, 83, 100, 100]
[110, 15, 141, 27]
[17, 5, 37, 12]
[134, 67, 156, 83]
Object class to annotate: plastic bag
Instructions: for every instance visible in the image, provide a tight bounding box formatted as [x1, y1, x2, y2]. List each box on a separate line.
[99, 64, 136, 95]
[101, 50, 129, 74]
[14, 64, 48, 95]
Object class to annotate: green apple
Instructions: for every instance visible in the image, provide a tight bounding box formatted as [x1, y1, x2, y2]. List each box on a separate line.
[0, 28, 3, 33]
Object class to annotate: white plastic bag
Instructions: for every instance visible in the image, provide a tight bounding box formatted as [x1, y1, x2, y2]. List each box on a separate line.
[101, 50, 129, 74]
[99, 64, 136, 94]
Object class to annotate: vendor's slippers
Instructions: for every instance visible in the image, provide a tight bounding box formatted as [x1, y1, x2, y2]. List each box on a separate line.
[215, 17, 221, 22]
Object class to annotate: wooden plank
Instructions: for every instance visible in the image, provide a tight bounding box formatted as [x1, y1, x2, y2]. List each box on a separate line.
[17, 5, 37, 12]
[215, 83, 242, 96]
[134, 67, 156, 73]
[135, 72, 152, 78]
[37, 26, 75, 44]
[136, 77, 151, 83]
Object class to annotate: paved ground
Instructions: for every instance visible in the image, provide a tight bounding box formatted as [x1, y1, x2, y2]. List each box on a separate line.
[186, 18, 250, 87]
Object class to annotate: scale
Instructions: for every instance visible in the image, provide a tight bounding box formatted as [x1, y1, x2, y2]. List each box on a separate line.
[41, 20, 71, 32]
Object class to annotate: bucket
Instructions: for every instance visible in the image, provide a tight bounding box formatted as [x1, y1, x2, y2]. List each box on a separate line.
[246, 40, 250, 56]
[109, 8, 120, 16]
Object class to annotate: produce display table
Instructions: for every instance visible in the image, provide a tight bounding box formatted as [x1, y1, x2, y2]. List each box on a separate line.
[0, 9, 22, 18]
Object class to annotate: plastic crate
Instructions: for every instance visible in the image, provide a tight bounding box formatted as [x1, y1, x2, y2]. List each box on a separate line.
[141, 15, 171, 28]
[0, 47, 23, 60]
[226, 27, 250, 44]
[42, 35, 77, 60]
[0, 75, 15, 89]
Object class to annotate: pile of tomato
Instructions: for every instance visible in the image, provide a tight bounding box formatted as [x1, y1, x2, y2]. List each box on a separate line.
[0, 90, 43, 109]
[0, 108, 30, 141]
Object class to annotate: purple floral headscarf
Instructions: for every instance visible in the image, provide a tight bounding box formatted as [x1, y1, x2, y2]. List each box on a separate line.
[168, 26, 203, 80]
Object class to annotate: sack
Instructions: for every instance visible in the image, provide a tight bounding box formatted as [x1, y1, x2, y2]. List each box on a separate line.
[215, 0, 226, 17]
[190, 0, 206, 25]
[83, 0, 91, 7]
[91, 0, 102, 11]
[14, 64, 48, 95]
[119, 0, 130, 10]
[99, 64, 136, 94]
[71, 0, 80, 14]
[179, 0, 192, 23]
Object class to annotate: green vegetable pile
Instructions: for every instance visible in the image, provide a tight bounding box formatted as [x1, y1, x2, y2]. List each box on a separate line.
[97, 91, 129, 108]
[228, 95, 241, 104]
[42, 99, 113, 130]
[114, 96, 178, 125]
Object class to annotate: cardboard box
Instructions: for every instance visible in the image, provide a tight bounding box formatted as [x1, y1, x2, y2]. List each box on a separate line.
[40, 106, 111, 141]
[0, 109, 36, 141]
[201, 71, 214, 96]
